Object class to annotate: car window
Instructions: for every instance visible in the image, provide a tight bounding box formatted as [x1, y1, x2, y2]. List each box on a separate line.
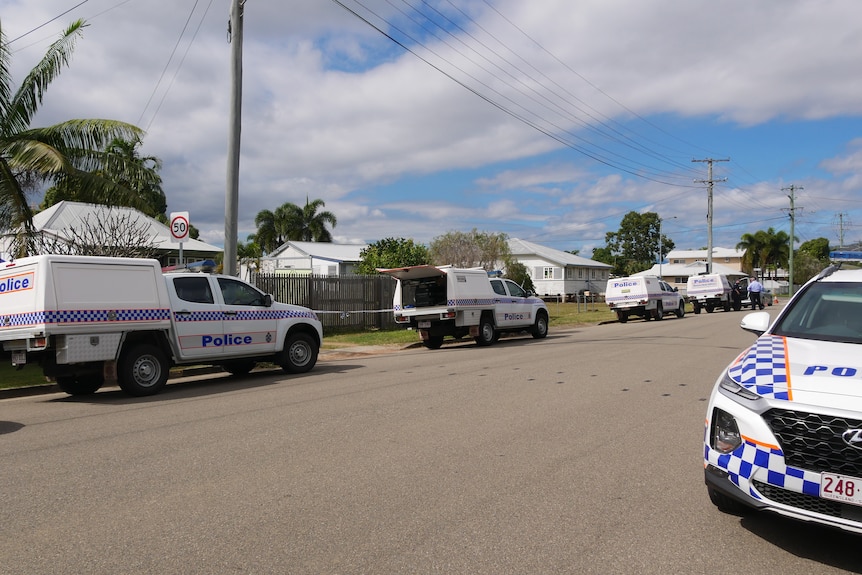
[505, 280, 527, 298]
[173, 276, 214, 304]
[773, 282, 862, 343]
[217, 278, 266, 306]
[490, 279, 507, 296]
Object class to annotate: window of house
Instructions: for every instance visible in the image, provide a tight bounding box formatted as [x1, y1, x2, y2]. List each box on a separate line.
[578, 268, 584, 279]
[543, 267, 554, 279]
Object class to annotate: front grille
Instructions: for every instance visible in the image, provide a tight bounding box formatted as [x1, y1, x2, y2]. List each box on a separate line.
[753, 480, 862, 522]
[762, 409, 862, 476]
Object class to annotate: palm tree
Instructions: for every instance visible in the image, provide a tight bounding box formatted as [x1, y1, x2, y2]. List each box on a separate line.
[285, 198, 337, 242]
[737, 228, 792, 278]
[1, 19, 148, 253]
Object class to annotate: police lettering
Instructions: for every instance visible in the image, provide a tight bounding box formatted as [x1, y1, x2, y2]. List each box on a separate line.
[0, 275, 31, 294]
[504, 313, 526, 320]
[804, 365, 859, 377]
[202, 334, 253, 347]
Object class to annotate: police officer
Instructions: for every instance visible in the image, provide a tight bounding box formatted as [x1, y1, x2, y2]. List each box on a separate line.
[747, 276, 764, 310]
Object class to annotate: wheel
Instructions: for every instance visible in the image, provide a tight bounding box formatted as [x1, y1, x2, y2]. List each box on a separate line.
[118, 344, 169, 397]
[279, 332, 319, 374]
[675, 301, 685, 318]
[654, 303, 664, 321]
[474, 313, 496, 346]
[423, 336, 444, 349]
[707, 486, 749, 515]
[643, 310, 652, 321]
[222, 359, 256, 376]
[723, 302, 731, 312]
[56, 374, 104, 396]
[531, 311, 549, 339]
[705, 305, 714, 313]
[617, 311, 628, 323]
[693, 303, 701, 315]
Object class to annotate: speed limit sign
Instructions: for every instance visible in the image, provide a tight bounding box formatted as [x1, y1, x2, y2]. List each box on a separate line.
[170, 212, 190, 243]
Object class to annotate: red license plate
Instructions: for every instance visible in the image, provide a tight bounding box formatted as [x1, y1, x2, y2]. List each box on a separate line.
[821, 472, 862, 506]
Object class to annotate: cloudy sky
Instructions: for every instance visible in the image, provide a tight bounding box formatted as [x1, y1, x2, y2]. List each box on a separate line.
[3, 0, 862, 257]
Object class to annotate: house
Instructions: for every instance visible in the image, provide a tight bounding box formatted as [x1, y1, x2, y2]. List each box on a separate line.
[508, 238, 612, 297]
[260, 240, 367, 276]
[665, 248, 746, 271]
[0, 200, 222, 266]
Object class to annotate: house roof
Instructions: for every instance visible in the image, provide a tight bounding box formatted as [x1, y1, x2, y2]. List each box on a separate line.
[666, 247, 744, 259]
[634, 261, 745, 277]
[31, 201, 222, 254]
[268, 240, 367, 262]
[508, 238, 612, 268]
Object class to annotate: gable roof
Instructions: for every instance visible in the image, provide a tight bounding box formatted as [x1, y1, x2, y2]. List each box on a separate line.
[30, 201, 222, 254]
[268, 240, 366, 263]
[634, 261, 745, 277]
[508, 238, 612, 268]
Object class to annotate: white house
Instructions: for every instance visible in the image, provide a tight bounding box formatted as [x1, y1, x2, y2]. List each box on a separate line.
[260, 240, 367, 276]
[508, 238, 612, 297]
[0, 200, 222, 266]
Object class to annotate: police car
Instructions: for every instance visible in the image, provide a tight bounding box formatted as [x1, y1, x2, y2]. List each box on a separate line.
[703, 265, 862, 533]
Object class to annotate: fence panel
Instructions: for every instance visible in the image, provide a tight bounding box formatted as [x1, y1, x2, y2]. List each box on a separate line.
[251, 273, 396, 332]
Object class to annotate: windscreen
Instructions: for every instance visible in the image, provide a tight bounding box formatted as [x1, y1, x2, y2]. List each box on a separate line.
[773, 282, 862, 344]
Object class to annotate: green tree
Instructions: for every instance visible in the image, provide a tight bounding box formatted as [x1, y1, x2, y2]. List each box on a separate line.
[285, 198, 337, 242]
[603, 211, 670, 276]
[505, 260, 535, 293]
[0, 19, 150, 252]
[356, 237, 429, 274]
[737, 227, 792, 278]
[797, 237, 830, 261]
[429, 229, 511, 270]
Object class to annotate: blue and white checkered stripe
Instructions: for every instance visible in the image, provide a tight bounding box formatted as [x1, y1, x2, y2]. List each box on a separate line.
[727, 335, 790, 400]
[172, 309, 319, 322]
[705, 438, 821, 499]
[1, 308, 170, 328]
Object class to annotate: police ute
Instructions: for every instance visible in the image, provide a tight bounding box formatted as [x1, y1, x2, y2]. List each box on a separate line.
[379, 265, 549, 349]
[0, 255, 323, 396]
[703, 265, 862, 533]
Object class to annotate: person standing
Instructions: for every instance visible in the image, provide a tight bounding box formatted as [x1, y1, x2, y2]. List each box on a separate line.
[748, 276, 764, 310]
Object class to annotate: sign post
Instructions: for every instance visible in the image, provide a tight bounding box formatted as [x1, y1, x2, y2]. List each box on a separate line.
[170, 211, 190, 267]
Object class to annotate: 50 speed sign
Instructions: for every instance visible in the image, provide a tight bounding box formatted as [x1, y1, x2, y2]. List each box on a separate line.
[170, 212, 190, 243]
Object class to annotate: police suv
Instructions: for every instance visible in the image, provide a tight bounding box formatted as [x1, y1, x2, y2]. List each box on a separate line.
[703, 265, 862, 533]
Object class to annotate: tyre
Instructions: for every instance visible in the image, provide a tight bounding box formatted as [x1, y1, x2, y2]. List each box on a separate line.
[693, 303, 701, 315]
[617, 311, 628, 323]
[654, 303, 664, 321]
[723, 301, 731, 312]
[423, 336, 444, 349]
[279, 332, 319, 374]
[675, 301, 685, 318]
[118, 344, 169, 397]
[222, 359, 256, 376]
[707, 486, 749, 515]
[705, 305, 714, 313]
[56, 374, 104, 396]
[474, 313, 496, 346]
[531, 311, 549, 339]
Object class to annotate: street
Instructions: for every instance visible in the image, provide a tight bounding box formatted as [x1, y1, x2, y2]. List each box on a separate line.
[2, 308, 861, 574]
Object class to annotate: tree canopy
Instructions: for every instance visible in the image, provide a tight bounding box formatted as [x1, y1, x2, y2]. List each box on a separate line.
[429, 229, 510, 270]
[356, 237, 430, 274]
[253, 198, 337, 254]
[600, 211, 673, 276]
[736, 227, 793, 277]
[0, 19, 154, 254]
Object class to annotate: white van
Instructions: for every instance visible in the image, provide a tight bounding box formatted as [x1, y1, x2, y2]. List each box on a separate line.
[605, 275, 686, 323]
[686, 273, 733, 314]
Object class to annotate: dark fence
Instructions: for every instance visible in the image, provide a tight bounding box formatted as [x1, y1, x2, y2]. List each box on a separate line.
[251, 273, 397, 332]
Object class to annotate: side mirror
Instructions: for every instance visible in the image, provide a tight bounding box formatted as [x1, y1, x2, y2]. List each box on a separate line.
[740, 311, 770, 336]
[264, 294, 273, 307]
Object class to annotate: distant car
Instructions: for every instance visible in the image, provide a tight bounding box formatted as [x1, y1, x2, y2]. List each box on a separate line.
[703, 266, 862, 534]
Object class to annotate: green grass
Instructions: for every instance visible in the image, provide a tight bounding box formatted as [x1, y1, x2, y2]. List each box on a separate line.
[0, 303, 620, 390]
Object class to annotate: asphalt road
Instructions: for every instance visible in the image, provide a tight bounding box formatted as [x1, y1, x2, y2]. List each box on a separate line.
[2, 307, 862, 574]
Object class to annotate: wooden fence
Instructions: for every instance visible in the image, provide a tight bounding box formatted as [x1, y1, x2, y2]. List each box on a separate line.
[251, 273, 397, 332]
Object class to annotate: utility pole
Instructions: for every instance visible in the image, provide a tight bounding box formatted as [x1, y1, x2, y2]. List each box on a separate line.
[782, 185, 802, 297]
[225, 0, 245, 277]
[658, 215, 676, 279]
[693, 158, 729, 274]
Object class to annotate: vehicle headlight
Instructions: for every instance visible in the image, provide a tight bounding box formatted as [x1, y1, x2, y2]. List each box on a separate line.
[711, 408, 742, 453]
[718, 370, 760, 401]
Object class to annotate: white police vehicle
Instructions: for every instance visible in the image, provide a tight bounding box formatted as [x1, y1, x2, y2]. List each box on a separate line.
[703, 265, 862, 533]
[0, 255, 323, 397]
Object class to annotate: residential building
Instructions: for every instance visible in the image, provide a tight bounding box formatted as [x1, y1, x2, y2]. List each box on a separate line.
[508, 238, 612, 298]
[260, 240, 367, 276]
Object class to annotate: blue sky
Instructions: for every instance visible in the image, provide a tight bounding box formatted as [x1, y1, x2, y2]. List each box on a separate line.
[4, 0, 862, 257]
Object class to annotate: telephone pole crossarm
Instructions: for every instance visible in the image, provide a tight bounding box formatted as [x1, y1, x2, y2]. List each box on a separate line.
[692, 158, 730, 274]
